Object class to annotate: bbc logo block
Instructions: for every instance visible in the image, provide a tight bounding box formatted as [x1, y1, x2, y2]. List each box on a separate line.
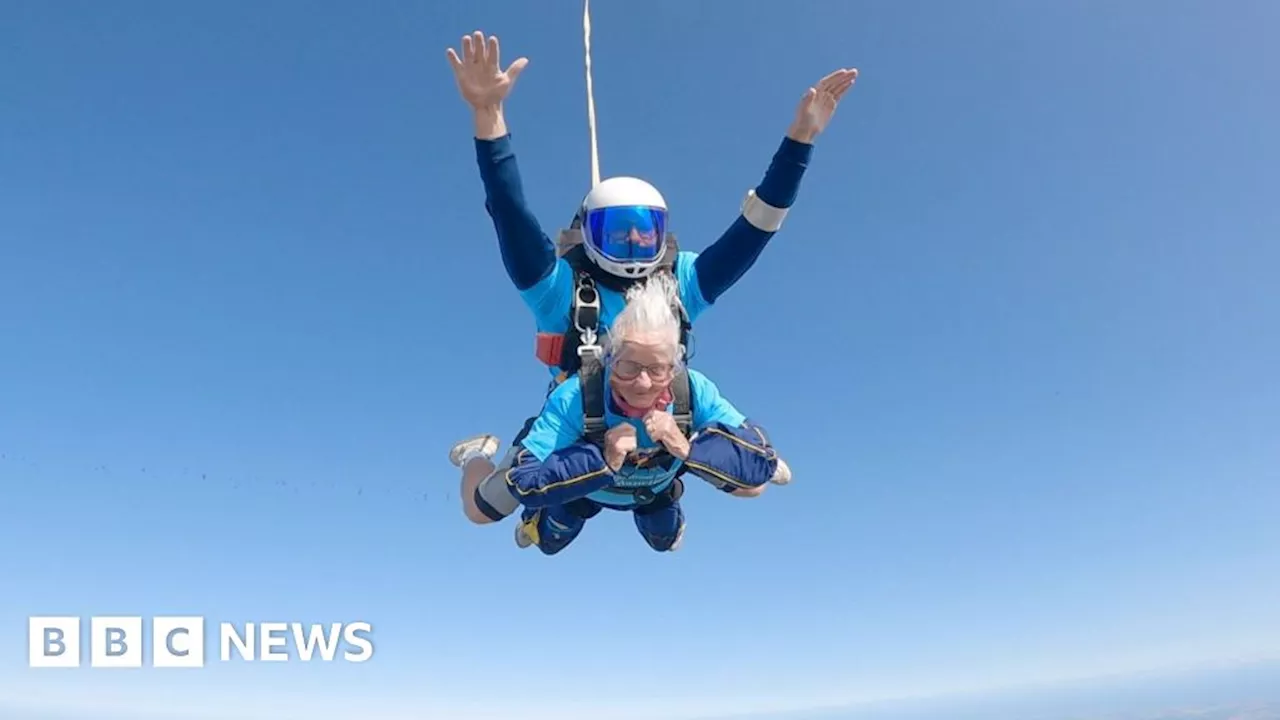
[28, 616, 371, 667]
[90, 616, 143, 668]
[152, 616, 205, 668]
[29, 616, 205, 668]
[27, 616, 79, 668]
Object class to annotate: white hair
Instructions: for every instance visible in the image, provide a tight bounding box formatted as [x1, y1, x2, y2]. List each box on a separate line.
[604, 271, 684, 363]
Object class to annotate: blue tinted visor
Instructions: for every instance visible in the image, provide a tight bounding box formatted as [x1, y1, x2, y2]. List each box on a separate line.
[584, 206, 667, 263]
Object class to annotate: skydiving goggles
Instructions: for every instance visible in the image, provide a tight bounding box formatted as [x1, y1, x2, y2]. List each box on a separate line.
[582, 205, 667, 263]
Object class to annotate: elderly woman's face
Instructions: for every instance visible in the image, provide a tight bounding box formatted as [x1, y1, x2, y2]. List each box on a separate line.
[609, 331, 677, 408]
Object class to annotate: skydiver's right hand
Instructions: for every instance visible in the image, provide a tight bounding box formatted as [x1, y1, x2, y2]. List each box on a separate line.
[445, 31, 528, 111]
[603, 424, 638, 473]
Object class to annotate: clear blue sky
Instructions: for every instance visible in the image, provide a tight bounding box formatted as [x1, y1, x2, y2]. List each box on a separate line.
[2, 1, 1278, 718]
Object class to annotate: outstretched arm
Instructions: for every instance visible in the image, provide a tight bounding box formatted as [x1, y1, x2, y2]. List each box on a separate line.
[692, 68, 859, 305]
[448, 31, 557, 291]
[692, 137, 812, 304]
[679, 371, 780, 493]
[684, 419, 780, 495]
[474, 121, 557, 291]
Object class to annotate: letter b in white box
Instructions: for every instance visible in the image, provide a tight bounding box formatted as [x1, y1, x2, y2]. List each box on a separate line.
[152, 617, 205, 668]
[90, 616, 143, 668]
[28, 617, 81, 668]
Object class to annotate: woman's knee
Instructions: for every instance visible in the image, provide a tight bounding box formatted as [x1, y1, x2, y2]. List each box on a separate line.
[730, 484, 767, 498]
[461, 453, 522, 525]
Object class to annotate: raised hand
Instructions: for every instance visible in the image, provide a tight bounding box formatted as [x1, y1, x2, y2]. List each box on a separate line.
[445, 31, 529, 111]
[787, 68, 858, 143]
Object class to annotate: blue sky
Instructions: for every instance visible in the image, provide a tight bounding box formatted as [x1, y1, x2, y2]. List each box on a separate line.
[1, 1, 1278, 718]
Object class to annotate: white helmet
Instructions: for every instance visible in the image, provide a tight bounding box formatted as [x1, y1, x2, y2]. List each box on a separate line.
[577, 176, 670, 279]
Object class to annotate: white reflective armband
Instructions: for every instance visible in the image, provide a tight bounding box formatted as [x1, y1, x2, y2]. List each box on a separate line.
[740, 189, 789, 232]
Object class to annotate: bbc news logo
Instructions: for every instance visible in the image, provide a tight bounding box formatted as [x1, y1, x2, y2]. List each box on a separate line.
[28, 616, 374, 668]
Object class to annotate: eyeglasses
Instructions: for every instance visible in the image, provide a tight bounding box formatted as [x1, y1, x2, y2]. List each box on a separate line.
[610, 358, 675, 382]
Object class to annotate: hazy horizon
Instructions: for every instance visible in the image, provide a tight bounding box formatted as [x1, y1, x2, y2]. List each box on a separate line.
[4, 658, 1280, 720]
[756, 658, 1280, 720]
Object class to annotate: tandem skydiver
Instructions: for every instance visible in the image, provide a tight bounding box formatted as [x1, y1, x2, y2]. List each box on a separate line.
[441, 30, 856, 530]
[503, 273, 786, 553]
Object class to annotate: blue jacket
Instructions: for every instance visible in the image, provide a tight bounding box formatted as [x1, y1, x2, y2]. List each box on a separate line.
[475, 134, 812, 373]
[504, 368, 778, 509]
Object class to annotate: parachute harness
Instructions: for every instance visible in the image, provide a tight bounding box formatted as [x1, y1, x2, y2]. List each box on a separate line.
[573, 273, 602, 362]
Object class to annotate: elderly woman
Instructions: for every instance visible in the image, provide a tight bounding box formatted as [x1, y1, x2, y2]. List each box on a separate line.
[451, 272, 790, 554]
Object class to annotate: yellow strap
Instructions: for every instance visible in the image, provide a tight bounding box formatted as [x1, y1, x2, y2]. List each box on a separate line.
[520, 510, 542, 546]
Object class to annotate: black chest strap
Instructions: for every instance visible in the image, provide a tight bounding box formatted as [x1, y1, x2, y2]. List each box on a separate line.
[669, 369, 692, 435]
[581, 352, 608, 447]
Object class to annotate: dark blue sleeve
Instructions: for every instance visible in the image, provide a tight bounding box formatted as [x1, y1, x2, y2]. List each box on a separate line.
[475, 135, 558, 291]
[505, 443, 614, 509]
[693, 137, 813, 304]
[682, 419, 779, 491]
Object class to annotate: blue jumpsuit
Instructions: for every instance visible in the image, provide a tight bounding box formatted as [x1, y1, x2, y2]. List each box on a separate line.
[505, 368, 779, 554]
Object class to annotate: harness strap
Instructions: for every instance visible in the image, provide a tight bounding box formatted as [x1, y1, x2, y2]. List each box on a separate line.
[670, 366, 692, 436]
[572, 272, 600, 346]
[556, 234, 690, 378]
[580, 351, 607, 448]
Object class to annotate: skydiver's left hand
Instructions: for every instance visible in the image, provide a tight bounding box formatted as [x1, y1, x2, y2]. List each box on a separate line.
[786, 68, 858, 144]
[644, 410, 690, 460]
